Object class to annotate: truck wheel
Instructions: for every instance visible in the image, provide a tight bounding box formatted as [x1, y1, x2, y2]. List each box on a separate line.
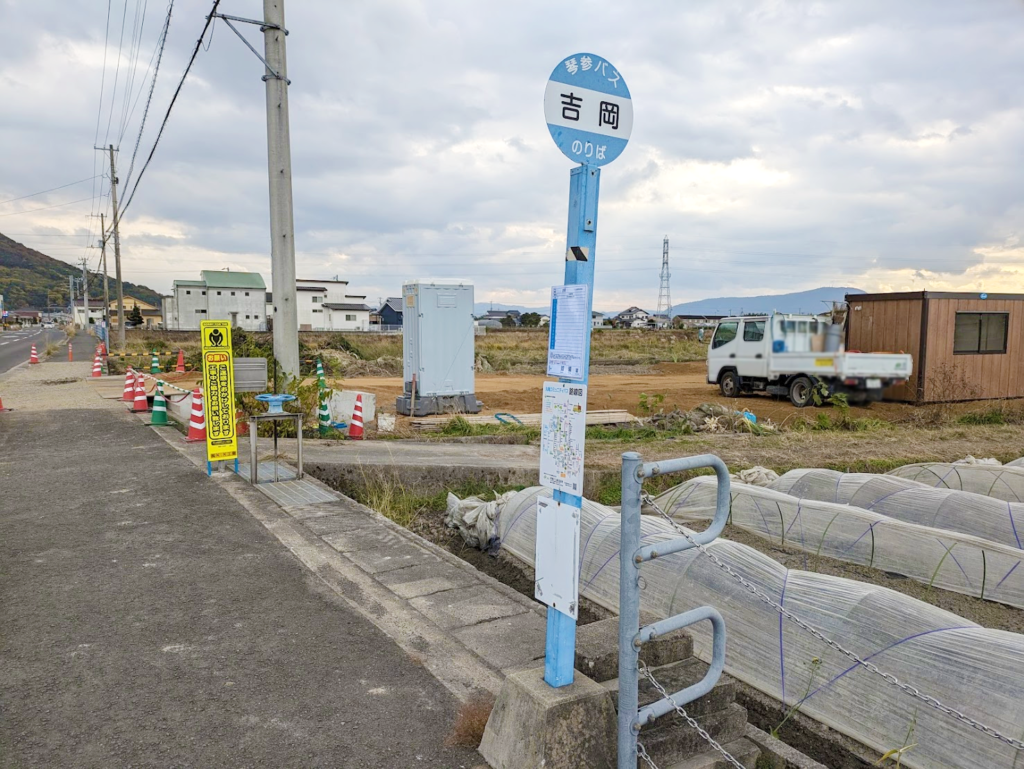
[789, 376, 814, 408]
[719, 370, 740, 398]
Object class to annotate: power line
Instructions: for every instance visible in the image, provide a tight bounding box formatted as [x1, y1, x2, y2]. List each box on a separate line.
[0, 196, 97, 218]
[118, 0, 222, 221]
[0, 176, 101, 206]
[102, 0, 132, 147]
[124, 0, 175, 191]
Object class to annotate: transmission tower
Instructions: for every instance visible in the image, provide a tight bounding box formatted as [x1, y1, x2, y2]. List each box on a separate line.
[656, 236, 672, 328]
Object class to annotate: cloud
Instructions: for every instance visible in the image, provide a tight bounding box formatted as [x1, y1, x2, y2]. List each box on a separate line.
[0, 0, 1022, 312]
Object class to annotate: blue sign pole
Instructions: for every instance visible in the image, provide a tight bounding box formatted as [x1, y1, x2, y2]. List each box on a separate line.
[541, 52, 631, 688]
[545, 163, 600, 688]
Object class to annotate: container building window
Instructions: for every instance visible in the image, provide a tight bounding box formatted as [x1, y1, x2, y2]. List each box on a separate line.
[954, 312, 1008, 355]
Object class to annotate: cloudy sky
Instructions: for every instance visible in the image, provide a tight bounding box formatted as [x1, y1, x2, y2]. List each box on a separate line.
[1, 0, 1023, 311]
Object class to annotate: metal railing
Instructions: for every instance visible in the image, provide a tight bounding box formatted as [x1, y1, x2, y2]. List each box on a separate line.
[617, 452, 732, 769]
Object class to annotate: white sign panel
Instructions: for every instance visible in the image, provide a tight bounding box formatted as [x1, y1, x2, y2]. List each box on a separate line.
[540, 382, 587, 494]
[546, 284, 589, 380]
[534, 496, 581, 619]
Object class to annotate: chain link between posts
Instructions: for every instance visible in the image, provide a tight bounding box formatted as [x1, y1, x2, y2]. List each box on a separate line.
[640, 492, 1024, 753]
[134, 370, 195, 402]
[637, 661, 746, 769]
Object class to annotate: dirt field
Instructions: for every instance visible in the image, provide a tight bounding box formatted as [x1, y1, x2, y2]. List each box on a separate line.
[341, 361, 953, 424]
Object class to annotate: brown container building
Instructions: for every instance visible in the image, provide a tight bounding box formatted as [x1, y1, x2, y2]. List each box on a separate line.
[846, 291, 1024, 403]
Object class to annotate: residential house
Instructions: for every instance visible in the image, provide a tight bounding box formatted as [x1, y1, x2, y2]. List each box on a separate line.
[377, 297, 404, 328]
[71, 300, 105, 327]
[613, 306, 652, 328]
[108, 295, 164, 328]
[295, 278, 372, 330]
[480, 309, 521, 326]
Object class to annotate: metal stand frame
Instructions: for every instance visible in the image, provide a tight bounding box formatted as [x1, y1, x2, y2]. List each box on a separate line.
[617, 452, 731, 768]
[248, 412, 304, 485]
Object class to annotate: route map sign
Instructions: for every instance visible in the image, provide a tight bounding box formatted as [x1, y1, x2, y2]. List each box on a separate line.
[539, 382, 587, 494]
[200, 320, 238, 463]
[543, 52, 632, 166]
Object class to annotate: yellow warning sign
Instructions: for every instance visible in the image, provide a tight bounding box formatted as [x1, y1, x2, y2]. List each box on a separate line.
[200, 320, 237, 463]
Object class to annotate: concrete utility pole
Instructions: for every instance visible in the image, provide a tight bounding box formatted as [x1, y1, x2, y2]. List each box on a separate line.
[80, 258, 89, 330]
[100, 213, 110, 340]
[108, 145, 126, 350]
[262, 0, 299, 378]
[68, 275, 75, 324]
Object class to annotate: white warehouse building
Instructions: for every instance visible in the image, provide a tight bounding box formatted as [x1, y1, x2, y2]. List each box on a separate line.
[164, 271, 372, 332]
[165, 270, 268, 331]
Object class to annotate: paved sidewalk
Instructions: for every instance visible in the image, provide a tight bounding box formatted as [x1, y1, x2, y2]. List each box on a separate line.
[0, 398, 481, 766]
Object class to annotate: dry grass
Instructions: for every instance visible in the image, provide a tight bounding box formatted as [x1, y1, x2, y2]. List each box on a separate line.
[585, 422, 1024, 475]
[120, 327, 706, 373]
[445, 693, 495, 748]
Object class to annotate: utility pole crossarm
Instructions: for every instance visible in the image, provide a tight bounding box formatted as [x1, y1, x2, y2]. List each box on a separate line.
[214, 15, 290, 83]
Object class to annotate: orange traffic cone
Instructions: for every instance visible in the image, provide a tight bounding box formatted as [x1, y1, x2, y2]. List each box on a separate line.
[0, 392, 10, 412]
[175, 349, 186, 374]
[122, 369, 136, 402]
[185, 389, 206, 441]
[349, 393, 364, 440]
[91, 352, 103, 377]
[132, 375, 149, 412]
[29, 345, 39, 364]
[68, 343, 73, 361]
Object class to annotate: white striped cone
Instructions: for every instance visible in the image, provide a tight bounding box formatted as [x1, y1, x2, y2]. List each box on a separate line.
[29, 345, 39, 364]
[349, 393, 364, 440]
[91, 353, 103, 377]
[122, 369, 136, 401]
[132, 376, 149, 412]
[186, 389, 206, 441]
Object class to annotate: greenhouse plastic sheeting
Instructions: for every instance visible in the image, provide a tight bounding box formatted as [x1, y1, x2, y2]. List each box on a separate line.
[888, 462, 1024, 503]
[772, 469, 1024, 551]
[492, 486, 1024, 769]
[655, 476, 1024, 609]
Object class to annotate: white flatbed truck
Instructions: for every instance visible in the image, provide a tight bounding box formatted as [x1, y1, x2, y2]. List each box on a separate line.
[706, 314, 913, 407]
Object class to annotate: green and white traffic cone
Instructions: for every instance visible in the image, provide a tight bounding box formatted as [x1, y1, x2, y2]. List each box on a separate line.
[318, 394, 331, 437]
[149, 381, 169, 426]
[150, 351, 160, 374]
[316, 359, 327, 390]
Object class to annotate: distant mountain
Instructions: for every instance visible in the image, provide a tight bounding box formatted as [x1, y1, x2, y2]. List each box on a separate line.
[0, 233, 163, 309]
[669, 287, 865, 317]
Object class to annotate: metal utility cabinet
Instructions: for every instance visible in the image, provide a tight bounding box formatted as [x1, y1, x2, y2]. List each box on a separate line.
[395, 279, 481, 416]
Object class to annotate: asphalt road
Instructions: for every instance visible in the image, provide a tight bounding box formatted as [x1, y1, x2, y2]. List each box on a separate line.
[0, 406, 481, 768]
[0, 327, 69, 374]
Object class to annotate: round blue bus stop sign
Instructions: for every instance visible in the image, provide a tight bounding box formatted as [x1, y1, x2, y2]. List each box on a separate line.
[544, 53, 632, 166]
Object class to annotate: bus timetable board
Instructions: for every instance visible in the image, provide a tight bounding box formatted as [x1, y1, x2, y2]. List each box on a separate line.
[200, 320, 238, 463]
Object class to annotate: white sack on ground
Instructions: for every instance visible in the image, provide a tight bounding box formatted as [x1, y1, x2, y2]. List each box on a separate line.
[444, 491, 517, 550]
[732, 466, 779, 487]
[772, 469, 1024, 551]
[954, 455, 1001, 465]
[887, 462, 1024, 502]
[487, 487, 1024, 769]
[655, 476, 1024, 609]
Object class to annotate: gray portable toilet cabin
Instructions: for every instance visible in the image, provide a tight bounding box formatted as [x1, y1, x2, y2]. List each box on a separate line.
[395, 279, 481, 416]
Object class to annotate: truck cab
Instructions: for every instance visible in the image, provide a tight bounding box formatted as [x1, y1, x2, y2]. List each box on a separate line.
[707, 313, 911, 407]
